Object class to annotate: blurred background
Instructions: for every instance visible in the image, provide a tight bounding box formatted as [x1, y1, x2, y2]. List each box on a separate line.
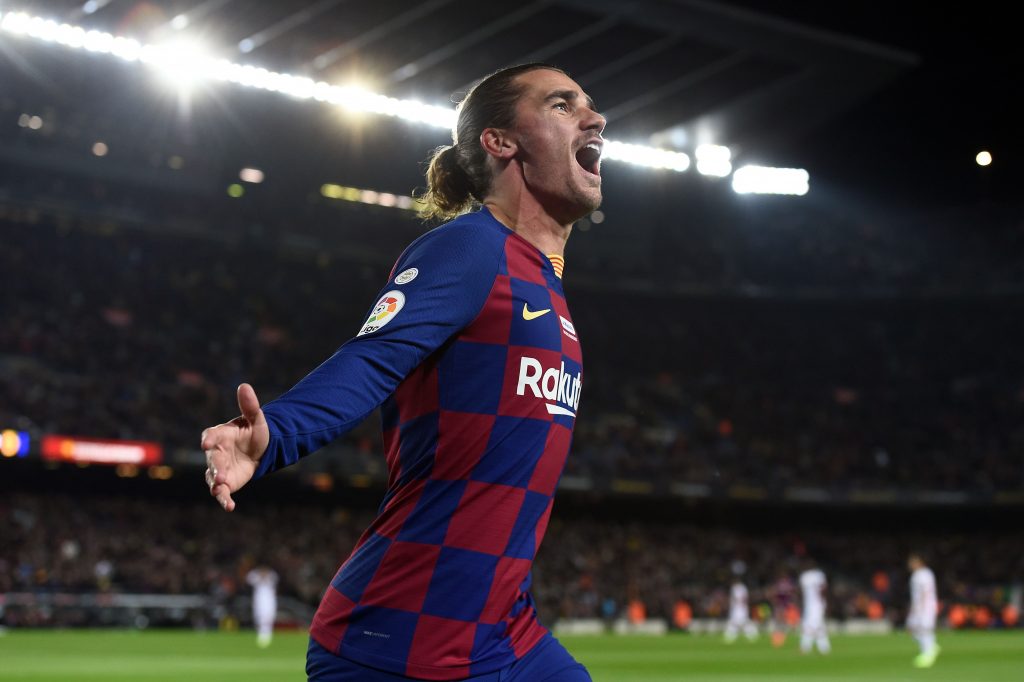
[1, 0, 1022, 678]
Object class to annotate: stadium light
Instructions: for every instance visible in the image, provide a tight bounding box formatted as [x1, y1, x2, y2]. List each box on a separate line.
[239, 167, 264, 183]
[695, 144, 732, 178]
[321, 183, 419, 211]
[17, 113, 43, 129]
[0, 9, 804, 181]
[602, 140, 690, 172]
[144, 38, 214, 93]
[731, 165, 809, 196]
[976, 151, 992, 167]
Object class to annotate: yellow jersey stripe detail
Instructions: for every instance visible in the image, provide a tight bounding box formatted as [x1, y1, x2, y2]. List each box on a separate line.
[547, 254, 565, 278]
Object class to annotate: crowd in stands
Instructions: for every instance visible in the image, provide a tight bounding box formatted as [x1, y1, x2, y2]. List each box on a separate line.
[2, 493, 1020, 629]
[2, 207, 1022, 494]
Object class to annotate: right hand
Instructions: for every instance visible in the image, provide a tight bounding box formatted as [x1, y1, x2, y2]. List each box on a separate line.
[201, 383, 270, 512]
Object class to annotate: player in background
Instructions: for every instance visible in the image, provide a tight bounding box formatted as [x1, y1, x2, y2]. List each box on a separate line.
[797, 558, 831, 655]
[723, 562, 758, 643]
[246, 565, 279, 648]
[202, 63, 603, 681]
[907, 552, 941, 668]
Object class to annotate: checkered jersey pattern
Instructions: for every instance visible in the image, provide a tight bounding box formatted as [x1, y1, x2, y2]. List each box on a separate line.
[256, 209, 581, 680]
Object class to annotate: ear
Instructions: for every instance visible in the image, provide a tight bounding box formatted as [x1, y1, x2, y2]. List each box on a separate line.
[480, 127, 517, 160]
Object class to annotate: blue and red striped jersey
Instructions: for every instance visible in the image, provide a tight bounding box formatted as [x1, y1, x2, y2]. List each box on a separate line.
[254, 207, 582, 679]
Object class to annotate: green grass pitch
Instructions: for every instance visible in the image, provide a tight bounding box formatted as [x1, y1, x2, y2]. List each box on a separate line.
[0, 629, 1021, 681]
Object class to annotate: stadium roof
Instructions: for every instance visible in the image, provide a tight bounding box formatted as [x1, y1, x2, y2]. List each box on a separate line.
[2, 1, 1018, 203]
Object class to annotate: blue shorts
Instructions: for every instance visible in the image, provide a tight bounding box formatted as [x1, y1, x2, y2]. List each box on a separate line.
[306, 633, 591, 682]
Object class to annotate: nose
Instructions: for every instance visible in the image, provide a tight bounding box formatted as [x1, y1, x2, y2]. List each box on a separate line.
[581, 107, 606, 136]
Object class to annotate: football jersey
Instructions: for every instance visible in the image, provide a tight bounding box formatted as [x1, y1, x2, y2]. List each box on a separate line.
[729, 583, 749, 619]
[799, 569, 827, 613]
[254, 207, 582, 679]
[910, 567, 937, 616]
[246, 568, 279, 612]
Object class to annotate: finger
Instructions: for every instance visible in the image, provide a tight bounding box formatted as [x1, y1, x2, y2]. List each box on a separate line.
[201, 425, 224, 452]
[237, 383, 263, 423]
[211, 482, 236, 512]
[205, 464, 225, 493]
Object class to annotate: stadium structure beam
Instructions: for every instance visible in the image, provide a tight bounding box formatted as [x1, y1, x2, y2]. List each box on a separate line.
[156, 0, 235, 33]
[557, 0, 917, 155]
[516, 14, 619, 62]
[598, 52, 747, 124]
[308, 0, 459, 72]
[65, 0, 113, 23]
[449, 13, 621, 95]
[557, 0, 918, 67]
[237, 0, 347, 55]
[386, 0, 551, 85]
[574, 33, 680, 88]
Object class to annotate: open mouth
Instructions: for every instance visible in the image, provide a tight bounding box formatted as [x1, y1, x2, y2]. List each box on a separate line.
[575, 142, 602, 176]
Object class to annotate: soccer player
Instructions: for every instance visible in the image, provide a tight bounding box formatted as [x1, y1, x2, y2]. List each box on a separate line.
[797, 559, 830, 655]
[723, 569, 758, 643]
[201, 63, 603, 681]
[246, 565, 279, 648]
[907, 552, 940, 668]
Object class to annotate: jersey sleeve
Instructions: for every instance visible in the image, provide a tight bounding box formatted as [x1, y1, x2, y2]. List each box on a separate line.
[253, 220, 503, 478]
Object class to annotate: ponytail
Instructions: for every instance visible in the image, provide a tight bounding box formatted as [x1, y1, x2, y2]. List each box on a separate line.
[419, 145, 477, 221]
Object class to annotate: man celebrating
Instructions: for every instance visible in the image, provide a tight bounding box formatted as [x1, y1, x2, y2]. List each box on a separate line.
[907, 552, 941, 668]
[201, 63, 603, 681]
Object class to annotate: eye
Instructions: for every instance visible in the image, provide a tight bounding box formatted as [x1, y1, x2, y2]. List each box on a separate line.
[553, 101, 570, 112]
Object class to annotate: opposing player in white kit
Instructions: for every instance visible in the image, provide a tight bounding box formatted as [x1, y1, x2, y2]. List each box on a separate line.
[907, 553, 941, 668]
[246, 565, 279, 648]
[724, 573, 759, 643]
[798, 560, 831, 654]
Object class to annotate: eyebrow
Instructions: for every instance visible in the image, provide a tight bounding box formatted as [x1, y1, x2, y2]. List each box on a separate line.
[544, 89, 598, 113]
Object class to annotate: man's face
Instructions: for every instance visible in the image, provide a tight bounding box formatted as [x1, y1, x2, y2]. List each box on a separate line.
[508, 69, 606, 224]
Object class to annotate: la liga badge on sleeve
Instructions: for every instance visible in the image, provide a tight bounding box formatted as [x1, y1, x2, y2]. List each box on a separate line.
[358, 291, 406, 336]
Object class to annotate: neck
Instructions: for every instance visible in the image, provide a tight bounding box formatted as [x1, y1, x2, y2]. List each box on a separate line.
[483, 190, 573, 258]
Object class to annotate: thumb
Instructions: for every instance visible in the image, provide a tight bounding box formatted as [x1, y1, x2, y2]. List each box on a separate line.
[237, 383, 264, 423]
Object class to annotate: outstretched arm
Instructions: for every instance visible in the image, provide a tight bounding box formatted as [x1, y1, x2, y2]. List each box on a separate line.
[201, 383, 270, 511]
[198, 217, 505, 508]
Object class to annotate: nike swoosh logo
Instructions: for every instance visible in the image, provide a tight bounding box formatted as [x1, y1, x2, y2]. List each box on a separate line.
[546, 403, 576, 417]
[522, 303, 551, 321]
